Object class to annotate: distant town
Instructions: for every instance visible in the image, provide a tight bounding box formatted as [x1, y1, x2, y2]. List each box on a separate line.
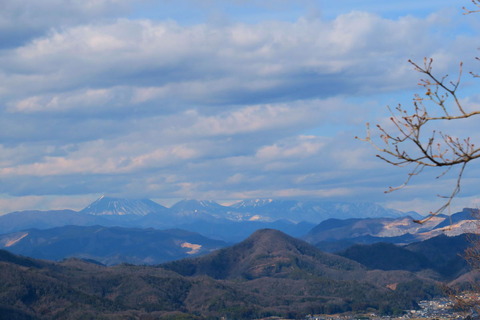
[251, 293, 480, 320]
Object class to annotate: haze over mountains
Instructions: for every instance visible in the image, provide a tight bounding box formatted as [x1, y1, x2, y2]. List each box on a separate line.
[0, 229, 446, 319]
[0, 196, 417, 233]
[0, 196, 475, 243]
[0, 196, 415, 244]
[2, 196, 415, 222]
[0, 196, 478, 268]
[0, 226, 227, 265]
[0, 195, 479, 319]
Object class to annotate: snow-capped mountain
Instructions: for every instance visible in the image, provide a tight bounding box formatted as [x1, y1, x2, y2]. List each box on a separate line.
[232, 199, 277, 209]
[80, 196, 168, 216]
[72, 196, 420, 227]
[303, 208, 480, 248]
[304, 215, 443, 244]
[417, 208, 480, 239]
[170, 199, 225, 212]
[0, 195, 477, 245]
[169, 199, 228, 219]
[228, 199, 413, 223]
[78, 197, 416, 222]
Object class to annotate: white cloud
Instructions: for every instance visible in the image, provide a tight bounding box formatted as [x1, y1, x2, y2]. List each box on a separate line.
[2, 11, 461, 105]
[0, 194, 97, 214]
[0, 139, 202, 177]
[177, 101, 328, 137]
[0, 0, 136, 48]
[256, 135, 326, 160]
[1, 2, 479, 214]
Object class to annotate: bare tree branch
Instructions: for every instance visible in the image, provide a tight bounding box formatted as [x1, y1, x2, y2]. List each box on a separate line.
[357, 56, 480, 221]
[463, 0, 480, 14]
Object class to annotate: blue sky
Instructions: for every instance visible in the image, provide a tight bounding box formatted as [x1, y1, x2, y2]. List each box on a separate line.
[0, 0, 479, 214]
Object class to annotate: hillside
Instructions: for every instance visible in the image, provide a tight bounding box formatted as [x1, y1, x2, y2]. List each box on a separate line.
[161, 229, 442, 315]
[0, 229, 444, 319]
[304, 216, 443, 245]
[338, 242, 432, 272]
[0, 225, 227, 265]
[304, 209, 479, 251]
[336, 234, 477, 281]
[162, 229, 365, 280]
[404, 234, 475, 278]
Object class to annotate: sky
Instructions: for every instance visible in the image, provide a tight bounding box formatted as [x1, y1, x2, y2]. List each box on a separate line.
[1, 0, 480, 215]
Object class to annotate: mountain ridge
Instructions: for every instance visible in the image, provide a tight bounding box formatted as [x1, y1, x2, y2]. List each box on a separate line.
[1, 197, 477, 246]
[162, 228, 366, 280]
[0, 225, 227, 265]
[303, 211, 479, 247]
[0, 196, 416, 226]
[0, 229, 444, 319]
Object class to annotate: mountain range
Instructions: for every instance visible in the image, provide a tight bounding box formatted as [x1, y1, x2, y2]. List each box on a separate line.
[0, 195, 479, 319]
[0, 223, 474, 280]
[0, 226, 227, 265]
[304, 208, 480, 251]
[0, 196, 424, 240]
[0, 229, 447, 319]
[337, 233, 475, 279]
[0, 196, 418, 228]
[0, 197, 478, 256]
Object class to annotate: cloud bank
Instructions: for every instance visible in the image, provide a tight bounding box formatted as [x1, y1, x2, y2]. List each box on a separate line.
[0, 1, 478, 213]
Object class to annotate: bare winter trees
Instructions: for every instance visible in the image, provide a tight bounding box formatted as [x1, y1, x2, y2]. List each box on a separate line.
[358, 2, 480, 223]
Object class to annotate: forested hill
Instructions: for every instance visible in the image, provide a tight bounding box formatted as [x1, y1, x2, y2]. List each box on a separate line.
[0, 229, 443, 319]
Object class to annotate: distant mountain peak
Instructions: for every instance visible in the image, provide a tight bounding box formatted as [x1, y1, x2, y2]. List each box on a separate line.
[169, 200, 226, 219]
[80, 196, 166, 216]
[228, 199, 408, 223]
[230, 198, 280, 209]
[171, 199, 223, 209]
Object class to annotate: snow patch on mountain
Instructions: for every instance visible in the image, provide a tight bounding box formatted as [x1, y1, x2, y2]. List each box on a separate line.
[80, 196, 166, 216]
[229, 199, 411, 223]
[231, 199, 274, 209]
[376, 216, 445, 237]
[421, 219, 480, 238]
